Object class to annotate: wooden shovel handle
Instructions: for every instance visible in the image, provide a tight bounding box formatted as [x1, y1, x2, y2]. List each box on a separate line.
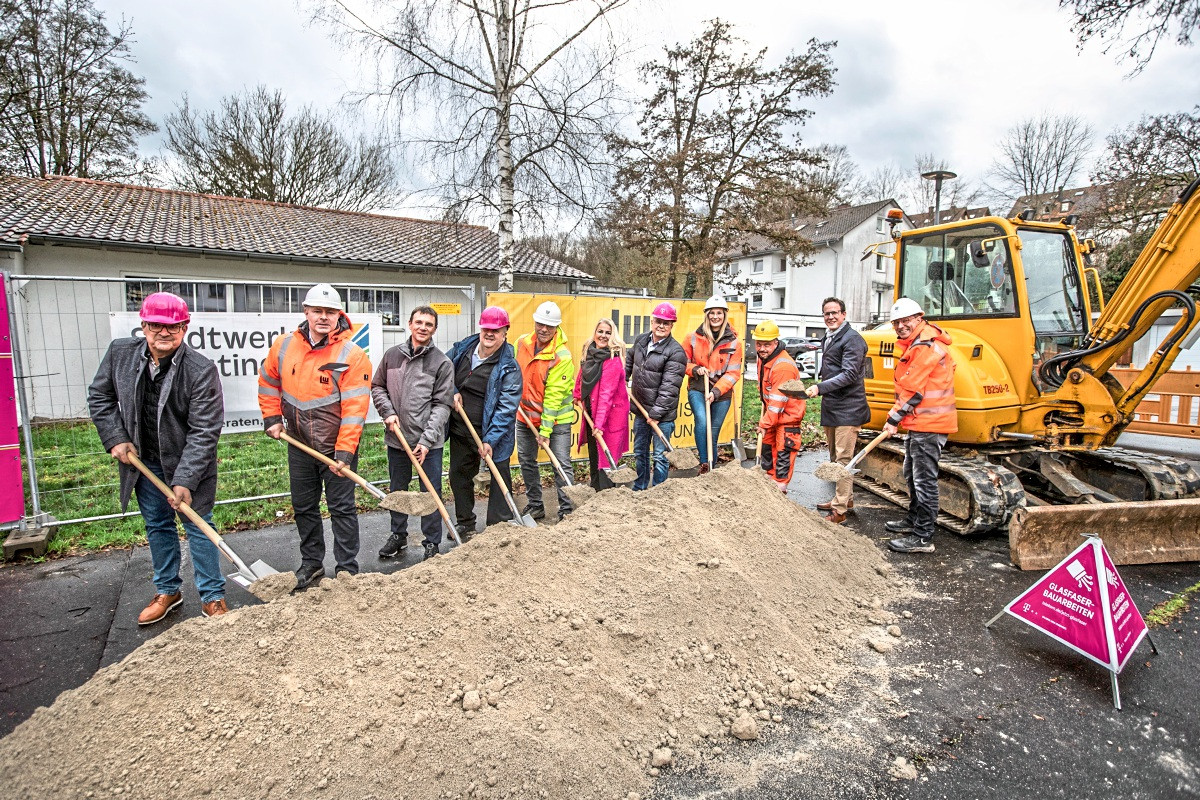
[703, 373, 714, 468]
[846, 429, 890, 471]
[627, 389, 674, 451]
[126, 452, 247, 572]
[453, 401, 525, 520]
[578, 403, 619, 469]
[387, 420, 460, 545]
[276, 430, 385, 500]
[517, 407, 573, 485]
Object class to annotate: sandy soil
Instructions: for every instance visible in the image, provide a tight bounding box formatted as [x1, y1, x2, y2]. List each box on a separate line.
[0, 465, 902, 799]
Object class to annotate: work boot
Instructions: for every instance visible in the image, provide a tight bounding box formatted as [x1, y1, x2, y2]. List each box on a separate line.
[884, 519, 914, 534]
[816, 499, 854, 512]
[423, 543, 439, 561]
[378, 533, 407, 559]
[526, 505, 546, 521]
[294, 563, 324, 590]
[888, 535, 935, 554]
[201, 598, 228, 618]
[455, 523, 474, 543]
[697, 463, 711, 475]
[137, 592, 182, 626]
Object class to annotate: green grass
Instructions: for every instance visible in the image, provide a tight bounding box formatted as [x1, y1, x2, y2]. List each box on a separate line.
[738, 379, 825, 447]
[1145, 580, 1200, 627]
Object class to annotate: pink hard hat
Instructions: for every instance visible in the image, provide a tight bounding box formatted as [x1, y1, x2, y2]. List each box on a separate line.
[140, 292, 190, 325]
[651, 302, 677, 322]
[478, 305, 511, 330]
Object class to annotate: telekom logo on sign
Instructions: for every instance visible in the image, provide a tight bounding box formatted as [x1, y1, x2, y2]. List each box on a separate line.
[1005, 537, 1148, 674]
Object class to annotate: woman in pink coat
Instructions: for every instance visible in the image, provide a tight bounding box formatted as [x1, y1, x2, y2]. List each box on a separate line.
[573, 318, 630, 489]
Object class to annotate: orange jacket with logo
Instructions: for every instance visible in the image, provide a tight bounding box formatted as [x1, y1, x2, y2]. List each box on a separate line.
[258, 312, 372, 461]
[515, 328, 574, 434]
[683, 324, 743, 402]
[887, 320, 957, 434]
[757, 344, 806, 430]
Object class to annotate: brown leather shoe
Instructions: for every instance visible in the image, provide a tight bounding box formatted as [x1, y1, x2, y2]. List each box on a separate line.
[816, 499, 854, 512]
[822, 510, 847, 524]
[202, 599, 228, 618]
[698, 463, 711, 475]
[137, 592, 182, 626]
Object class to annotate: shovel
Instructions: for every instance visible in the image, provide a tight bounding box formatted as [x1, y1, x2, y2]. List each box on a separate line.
[814, 429, 891, 483]
[453, 401, 537, 528]
[386, 420, 461, 546]
[516, 408, 596, 509]
[577, 403, 637, 484]
[275, 431, 437, 516]
[627, 390, 700, 470]
[730, 386, 748, 463]
[703, 373, 715, 471]
[127, 452, 280, 591]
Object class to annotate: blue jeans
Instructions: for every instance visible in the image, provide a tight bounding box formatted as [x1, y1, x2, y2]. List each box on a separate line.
[903, 432, 948, 540]
[134, 462, 224, 603]
[688, 390, 731, 466]
[633, 417, 675, 490]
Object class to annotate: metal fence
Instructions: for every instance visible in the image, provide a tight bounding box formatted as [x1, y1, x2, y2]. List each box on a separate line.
[9, 275, 476, 540]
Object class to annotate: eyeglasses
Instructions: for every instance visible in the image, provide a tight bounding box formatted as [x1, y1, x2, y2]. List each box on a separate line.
[144, 322, 186, 334]
[822, 311, 843, 317]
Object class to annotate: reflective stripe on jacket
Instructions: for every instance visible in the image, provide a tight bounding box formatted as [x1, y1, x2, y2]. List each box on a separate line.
[258, 312, 372, 461]
[683, 323, 743, 401]
[888, 320, 957, 434]
[516, 328, 574, 434]
[757, 344, 805, 430]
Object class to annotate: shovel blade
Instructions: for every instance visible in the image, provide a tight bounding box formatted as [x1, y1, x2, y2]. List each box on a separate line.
[227, 559, 281, 590]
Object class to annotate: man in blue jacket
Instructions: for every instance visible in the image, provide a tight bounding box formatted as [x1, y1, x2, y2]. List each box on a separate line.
[445, 306, 522, 540]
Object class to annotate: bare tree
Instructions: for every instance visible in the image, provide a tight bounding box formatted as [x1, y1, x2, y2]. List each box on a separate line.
[164, 86, 398, 211]
[608, 19, 835, 298]
[905, 153, 984, 215]
[0, 0, 156, 180]
[1060, 0, 1200, 72]
[804, 144, 860, 208]
[313, 0, 629, 290]
[854, 162, 905, 204]
[989, 114, 1094, 204]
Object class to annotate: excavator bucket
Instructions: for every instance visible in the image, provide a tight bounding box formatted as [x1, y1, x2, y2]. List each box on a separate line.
[1009, 499, 1200, 570]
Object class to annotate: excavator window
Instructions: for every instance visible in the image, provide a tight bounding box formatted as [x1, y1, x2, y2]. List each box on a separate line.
[897, 224, 1017, 319]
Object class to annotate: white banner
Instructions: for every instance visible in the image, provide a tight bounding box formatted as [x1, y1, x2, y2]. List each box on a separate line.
[109, 312, 383, 434]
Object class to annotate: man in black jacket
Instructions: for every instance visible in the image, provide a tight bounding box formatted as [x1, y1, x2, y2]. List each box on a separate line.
[626, 302, 687, 490]
[806, 297, 870, 523]
[88, 292, 226, 624]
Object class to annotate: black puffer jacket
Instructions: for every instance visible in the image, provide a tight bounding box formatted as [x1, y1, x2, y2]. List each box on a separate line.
[625, 332, 687, 423]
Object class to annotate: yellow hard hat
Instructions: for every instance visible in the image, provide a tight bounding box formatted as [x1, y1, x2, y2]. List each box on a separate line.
[751, 320, 780, 341]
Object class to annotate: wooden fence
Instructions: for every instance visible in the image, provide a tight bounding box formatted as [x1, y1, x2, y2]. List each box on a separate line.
[1110, 367, 1200, 439]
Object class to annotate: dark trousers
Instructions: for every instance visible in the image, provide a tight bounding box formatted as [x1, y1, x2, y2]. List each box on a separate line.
[903, 432, 948, 540]
[288, 445, 360, 574]
[584, 423, 615, 491]
[448, 429, 514, 531]
[387, 444, 445, 545]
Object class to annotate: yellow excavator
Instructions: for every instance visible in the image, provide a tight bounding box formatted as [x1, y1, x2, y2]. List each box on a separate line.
[853, 177, 1200, 569]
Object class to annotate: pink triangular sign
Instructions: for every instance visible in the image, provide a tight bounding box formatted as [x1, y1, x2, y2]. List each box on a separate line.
[1003, 537, 1146, 673]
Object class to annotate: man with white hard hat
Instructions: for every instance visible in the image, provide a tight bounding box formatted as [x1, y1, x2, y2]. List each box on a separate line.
[259, 283, 372, 588]
[514, 300, 576, 520]
[881, 297, 957, 554]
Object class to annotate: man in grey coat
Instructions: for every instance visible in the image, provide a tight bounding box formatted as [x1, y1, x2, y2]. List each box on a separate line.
[371, 305, 455, 561]
[87, 292, 226, 624]
[806, 297, 871, 524]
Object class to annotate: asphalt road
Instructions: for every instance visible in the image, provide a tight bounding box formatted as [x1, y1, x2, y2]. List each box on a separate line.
[1, 446, 1197, 799]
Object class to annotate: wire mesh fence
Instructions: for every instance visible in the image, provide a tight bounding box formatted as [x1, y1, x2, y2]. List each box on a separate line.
[10, 275, 475, 552]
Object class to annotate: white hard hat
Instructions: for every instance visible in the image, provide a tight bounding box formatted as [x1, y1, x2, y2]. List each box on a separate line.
[532, 301, 562, 327]
[303, 283, 343, 311]
[889, 297, 924, 322]
[704, 295, 729, 311]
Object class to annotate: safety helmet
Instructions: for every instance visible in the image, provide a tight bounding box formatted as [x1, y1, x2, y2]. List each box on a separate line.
[704, 295, 729, 312]
[478, 306, 511, 330]
[139, 292, 190, 325]
[303, 283, 343, 311]
[532, 301, 562, 327]
[751, 320, 780, 341]
[889, 297, 924, 322]
[651, 302, 678, 322]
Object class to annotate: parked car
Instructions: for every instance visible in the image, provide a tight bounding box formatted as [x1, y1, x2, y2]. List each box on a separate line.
[782, 337, 821, 359]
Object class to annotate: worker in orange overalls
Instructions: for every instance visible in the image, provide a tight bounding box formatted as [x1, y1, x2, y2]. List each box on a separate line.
[259, 283, 372, 588]
[752, 321, 806, 491]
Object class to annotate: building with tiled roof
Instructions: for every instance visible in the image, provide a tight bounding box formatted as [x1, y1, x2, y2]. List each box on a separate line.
[713, 199, 911, 336]
[1006, 185, 1104, 223]
[906, 205, 991, 229]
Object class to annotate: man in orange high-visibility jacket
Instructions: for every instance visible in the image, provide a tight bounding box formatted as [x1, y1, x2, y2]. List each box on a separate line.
[751, 321, 806, 492]
[882, 297, 957, 555]
[259, 283, 372, 588]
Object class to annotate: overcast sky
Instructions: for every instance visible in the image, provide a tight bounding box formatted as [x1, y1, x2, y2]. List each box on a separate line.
[98, 0, 1199, 214]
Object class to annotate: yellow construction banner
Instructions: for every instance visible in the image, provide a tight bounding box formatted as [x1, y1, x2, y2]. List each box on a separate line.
[485, 292, 747, 460]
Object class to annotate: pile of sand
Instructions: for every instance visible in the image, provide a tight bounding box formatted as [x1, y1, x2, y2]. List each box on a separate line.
[0, 465, 901, 799]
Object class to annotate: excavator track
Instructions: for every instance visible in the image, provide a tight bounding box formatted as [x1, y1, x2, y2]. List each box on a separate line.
[852, 438, 1025, 535]
[1064, 446, 1200, 501]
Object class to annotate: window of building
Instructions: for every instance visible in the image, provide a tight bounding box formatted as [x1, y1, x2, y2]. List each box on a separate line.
[777, 257, 786, 272]
[776, 288, 786, 308]
[751, 293, 762, 309]
[875, 254, 885, 273]
[347, 287, 402, 325]
[126, 279, 227, 312]
[752, 259, 763, 274]
[1060, 201, 1071, 212]
[232, 285, 310, 314]
[876, 216, 885, 233]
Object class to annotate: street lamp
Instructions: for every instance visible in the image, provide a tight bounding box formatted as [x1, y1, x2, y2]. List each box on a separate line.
[921, 169, 957, 225]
